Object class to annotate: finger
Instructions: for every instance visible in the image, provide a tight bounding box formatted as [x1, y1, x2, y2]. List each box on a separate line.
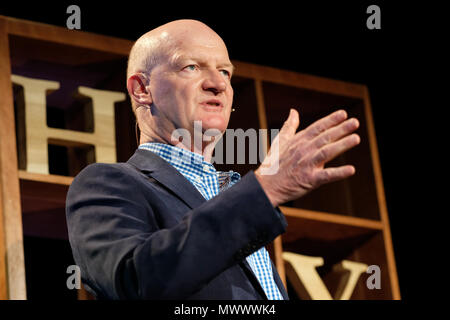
[266, 109, 299, 158]
[311, 118, 359, 150]
[314, 165, 356, 186]
[302, 109, 348, 140]
[309, 133, 360, 166]
[279, 108, 300, 138]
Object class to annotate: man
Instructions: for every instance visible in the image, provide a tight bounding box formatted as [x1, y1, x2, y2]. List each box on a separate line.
[66, 19, 360, 300]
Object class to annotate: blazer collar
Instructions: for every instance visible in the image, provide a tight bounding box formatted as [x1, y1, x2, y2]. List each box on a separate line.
[127, 148, 289, 300]
[127, 148, 206, 209]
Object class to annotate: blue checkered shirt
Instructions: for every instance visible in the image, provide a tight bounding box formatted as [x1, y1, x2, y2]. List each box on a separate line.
[139, 142, 283, 300]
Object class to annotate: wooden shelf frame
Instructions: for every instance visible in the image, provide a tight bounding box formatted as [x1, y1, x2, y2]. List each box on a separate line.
[18, 170, 73, 186]
[0, 15, 400, 300]
[0, 16, 26, 300]
[280, 206, 384, 231]
[244, 59, 400, 298]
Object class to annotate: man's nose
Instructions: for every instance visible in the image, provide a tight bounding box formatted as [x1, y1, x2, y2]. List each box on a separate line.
[202, 70, 227, 95]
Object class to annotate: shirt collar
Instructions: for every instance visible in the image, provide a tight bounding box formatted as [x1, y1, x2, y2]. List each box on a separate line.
[138, 142, 240, 182]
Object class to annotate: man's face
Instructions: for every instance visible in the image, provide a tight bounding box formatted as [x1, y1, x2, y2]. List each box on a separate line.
[148, 32, 234, 143]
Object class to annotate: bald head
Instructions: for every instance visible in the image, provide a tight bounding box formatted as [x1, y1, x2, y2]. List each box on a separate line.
[127, 19, 227, 81]
[126, 19, 234, 150]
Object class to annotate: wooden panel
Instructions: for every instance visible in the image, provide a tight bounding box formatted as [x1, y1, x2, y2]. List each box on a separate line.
[19, 170, 73, 186]
[4, 15, 132, 55]
[281, 207, 383, 232]
[20, 179, 68, 214]
[0, 17, 10, 300]
[19, 175, 70, 240]
[0, 16, 26, 300]
[282, 208, 381, 257]
[234, 60, 366, 99]
[362, 88, 400, 299]
[0, 137, 7, 299]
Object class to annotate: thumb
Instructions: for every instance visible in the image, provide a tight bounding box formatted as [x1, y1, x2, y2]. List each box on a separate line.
[280, 108, 300, 136]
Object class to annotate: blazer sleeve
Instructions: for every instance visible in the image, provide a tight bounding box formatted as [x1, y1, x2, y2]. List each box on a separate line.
[65, 163, 287, 299]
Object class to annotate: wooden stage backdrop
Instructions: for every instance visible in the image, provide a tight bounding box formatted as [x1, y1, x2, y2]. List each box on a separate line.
[0, 15, 400, 300]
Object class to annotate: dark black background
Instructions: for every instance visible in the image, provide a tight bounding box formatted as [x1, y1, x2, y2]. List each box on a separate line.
[1, 0, 427, 302]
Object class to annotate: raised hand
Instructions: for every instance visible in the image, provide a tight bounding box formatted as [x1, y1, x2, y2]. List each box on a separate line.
[255, 109, 360, 207]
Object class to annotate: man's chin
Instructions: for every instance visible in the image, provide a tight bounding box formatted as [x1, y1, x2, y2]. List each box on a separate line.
[202, 126, 225, 138]
[198, 117, 228, 135]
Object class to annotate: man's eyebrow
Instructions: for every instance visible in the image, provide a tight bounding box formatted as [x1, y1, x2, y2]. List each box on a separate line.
[171, 54, 235, 73]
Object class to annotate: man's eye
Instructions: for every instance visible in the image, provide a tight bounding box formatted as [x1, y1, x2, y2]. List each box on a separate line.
[184, 65, 197, 71]
[220, 70, 231, 77]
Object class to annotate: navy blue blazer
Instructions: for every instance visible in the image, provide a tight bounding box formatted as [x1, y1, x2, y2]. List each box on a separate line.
[66, 148, 289, 300]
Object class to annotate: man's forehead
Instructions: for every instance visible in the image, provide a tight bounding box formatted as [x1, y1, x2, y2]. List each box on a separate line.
[173, 33, 228, 53]
[166, 38, 231, 64]
[140, 20, 233, 70]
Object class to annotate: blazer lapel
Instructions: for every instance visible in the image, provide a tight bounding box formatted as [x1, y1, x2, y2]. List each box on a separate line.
[127, 148, 206, 209]
[240, 259, 269, 300]
[127, 148, 288, 300]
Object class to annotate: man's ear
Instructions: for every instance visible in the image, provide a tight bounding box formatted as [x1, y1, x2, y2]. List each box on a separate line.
[127, 73, 152, 107]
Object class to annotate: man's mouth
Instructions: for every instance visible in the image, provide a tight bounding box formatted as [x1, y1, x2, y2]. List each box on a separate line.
[200, 99, 223, 111]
